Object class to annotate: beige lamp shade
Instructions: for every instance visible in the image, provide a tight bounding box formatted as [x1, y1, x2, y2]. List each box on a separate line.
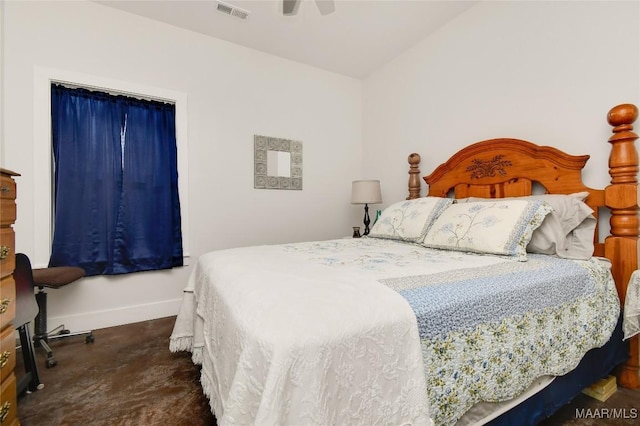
[351, 180, 382, 204]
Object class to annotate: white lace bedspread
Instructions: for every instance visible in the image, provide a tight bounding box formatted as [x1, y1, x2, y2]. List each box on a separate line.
[169, 242, 432, 426]
[170, 238, 620, 425]
[624, 269, 640, 340]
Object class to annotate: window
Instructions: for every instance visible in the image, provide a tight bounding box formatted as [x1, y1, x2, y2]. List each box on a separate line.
[49, 84, 183, 275]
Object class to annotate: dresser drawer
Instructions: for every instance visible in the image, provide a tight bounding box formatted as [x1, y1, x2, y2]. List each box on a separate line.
[0, 277, 15, 331]
[0, 176, 16, 201]
[0, 373, 17, 425]
[0, 229, 14, 279]
[0, 200, 16, 227]
[0, 326, 15, 384]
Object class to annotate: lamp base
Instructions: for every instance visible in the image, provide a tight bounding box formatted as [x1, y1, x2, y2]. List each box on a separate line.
[363, 203, 371, 236]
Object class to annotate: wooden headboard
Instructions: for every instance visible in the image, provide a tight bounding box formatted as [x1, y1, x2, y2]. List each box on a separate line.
[407, 103, 639, 389]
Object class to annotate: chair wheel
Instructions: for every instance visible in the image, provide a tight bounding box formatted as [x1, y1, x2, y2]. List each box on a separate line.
[86, 334, 94, 344]
[59, 329, 71, 335]
[46, 358, 57, 368]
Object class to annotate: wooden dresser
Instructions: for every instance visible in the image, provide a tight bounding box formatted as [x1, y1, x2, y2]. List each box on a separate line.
[0, 168, 19, 426]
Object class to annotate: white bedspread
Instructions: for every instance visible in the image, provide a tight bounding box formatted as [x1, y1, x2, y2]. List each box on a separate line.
[170, 242, 432, 426]
[170, 238, 624, 426]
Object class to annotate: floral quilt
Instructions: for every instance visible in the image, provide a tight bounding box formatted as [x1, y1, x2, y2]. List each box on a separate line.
[171, 238, 619, 426]
[283, 238, 620, 425]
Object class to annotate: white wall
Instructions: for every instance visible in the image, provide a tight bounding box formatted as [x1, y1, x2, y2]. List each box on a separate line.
[363, 0, 640, 205]
[1, 1, 363, 330]
[4, 0, 640, 332]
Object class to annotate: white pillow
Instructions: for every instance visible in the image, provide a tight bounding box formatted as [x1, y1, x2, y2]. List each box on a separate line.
[422, 199, 552, 261]
[368, 197, 453, 243]
[527, 193, 595, 259]
[559, 215, 596, 259]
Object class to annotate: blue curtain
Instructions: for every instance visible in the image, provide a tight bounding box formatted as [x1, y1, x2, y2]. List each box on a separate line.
[50, 84, 183, 275]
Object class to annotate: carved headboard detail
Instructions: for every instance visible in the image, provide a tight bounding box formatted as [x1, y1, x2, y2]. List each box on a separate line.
[423, 138, 595, 201]
[466, 155, 512, 179]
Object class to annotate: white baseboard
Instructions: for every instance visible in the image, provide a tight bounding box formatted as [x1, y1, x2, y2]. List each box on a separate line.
[45, 298, 183, 332]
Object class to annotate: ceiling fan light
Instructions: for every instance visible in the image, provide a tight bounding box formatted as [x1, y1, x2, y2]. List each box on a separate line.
[315, 0, 335, 16]
[282, 0, 335, 17]
[283, 0, 301, 16]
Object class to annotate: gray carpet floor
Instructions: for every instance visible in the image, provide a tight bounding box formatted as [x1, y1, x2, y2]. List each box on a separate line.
[15, 316, 639, 425]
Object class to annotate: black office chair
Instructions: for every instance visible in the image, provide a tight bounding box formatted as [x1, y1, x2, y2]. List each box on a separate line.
[14, 253, 44, 395]
[31, 265, 94, 368]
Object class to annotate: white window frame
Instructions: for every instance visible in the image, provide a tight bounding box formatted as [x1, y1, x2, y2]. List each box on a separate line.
[33, 67, 189, 268]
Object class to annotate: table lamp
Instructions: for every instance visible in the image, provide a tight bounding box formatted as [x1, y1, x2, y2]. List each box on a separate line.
[351, 180, 382, 236]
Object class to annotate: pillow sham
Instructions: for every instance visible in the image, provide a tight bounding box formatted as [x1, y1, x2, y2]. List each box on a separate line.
[422, 199, 552, 261]
[461, 192, 595, 259]
[559, 215, 596, 259]
[368, 197, 453, 243]
[527, 193, 595, 259]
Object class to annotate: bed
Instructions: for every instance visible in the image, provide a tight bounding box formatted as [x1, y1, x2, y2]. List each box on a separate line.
[170, 103, 640, 425]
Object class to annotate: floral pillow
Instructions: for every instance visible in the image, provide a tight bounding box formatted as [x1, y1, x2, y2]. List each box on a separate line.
[368, 197, 454, 243]
[421, 199, 553, 261]
[461, 193, 595, 259]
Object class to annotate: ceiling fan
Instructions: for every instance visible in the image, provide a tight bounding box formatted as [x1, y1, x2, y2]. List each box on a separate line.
[283, 0, 335, 16]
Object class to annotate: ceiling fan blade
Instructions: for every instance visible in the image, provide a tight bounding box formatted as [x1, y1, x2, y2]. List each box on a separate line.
[283, 0, 301, 16]
[315, 0, 335, 16]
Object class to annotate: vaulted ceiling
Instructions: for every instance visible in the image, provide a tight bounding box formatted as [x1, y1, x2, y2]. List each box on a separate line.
[96, 0, 478, 78]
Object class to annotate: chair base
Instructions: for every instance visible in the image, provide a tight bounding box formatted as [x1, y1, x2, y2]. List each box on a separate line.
[32, 264, 93, 369]
[34, 325, 95, 368]
[34, 289, 94, 368]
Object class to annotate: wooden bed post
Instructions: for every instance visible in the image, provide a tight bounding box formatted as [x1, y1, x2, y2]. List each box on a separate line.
[407, 153, 421, 200]
[605, 103, 640, 389]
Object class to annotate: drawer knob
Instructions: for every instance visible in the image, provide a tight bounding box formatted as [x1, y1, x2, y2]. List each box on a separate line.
[0, 401, 10, 423]
[0, 246, 9, 260]
[0, 186, 9, 193]
[0, 299, 9, 315]
[0, 351, 9, 368]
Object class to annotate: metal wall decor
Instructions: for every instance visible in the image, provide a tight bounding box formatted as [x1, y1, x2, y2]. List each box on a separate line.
[254, 135, 303, 190]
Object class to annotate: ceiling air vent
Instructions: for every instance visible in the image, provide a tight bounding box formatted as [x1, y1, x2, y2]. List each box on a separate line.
[216, 1, 250, 20]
